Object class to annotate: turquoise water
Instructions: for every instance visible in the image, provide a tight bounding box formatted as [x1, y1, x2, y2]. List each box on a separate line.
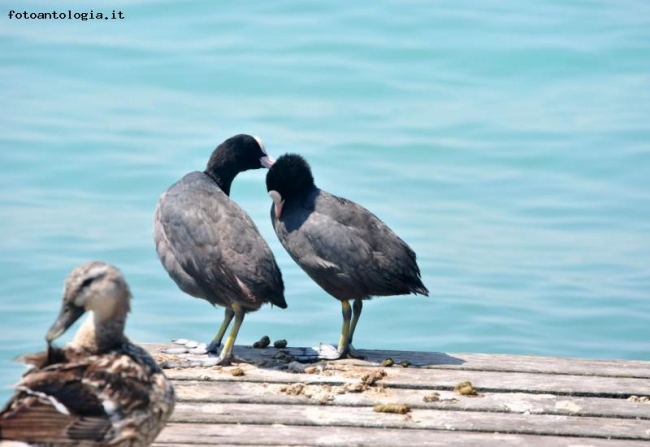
[1, 1, 649, 400]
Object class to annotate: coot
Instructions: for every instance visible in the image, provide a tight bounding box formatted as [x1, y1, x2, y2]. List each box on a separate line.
[266, 153, 428, 359]
[154, 134, 286, 365]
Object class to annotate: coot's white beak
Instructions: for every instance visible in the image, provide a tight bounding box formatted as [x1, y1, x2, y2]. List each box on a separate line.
[260, 156, 275, 169]
[268, 190, 284, 218]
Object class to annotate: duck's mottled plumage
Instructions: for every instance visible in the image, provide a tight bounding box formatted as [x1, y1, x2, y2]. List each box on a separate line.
[0, 262, 175, 446]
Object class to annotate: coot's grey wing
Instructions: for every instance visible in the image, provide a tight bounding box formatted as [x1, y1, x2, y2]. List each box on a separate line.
[154, 173, 236, 302]
[215, 200, 286, 308]
[327, 194, 422, 273]
[155, 173, 284, 308]
[276, 191, 424, 299]
[323, 193, 427, 296]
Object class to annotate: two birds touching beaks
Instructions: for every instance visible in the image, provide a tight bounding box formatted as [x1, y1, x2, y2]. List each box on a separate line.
[154, 134, 429, 364]
[0, 134, 428, 446]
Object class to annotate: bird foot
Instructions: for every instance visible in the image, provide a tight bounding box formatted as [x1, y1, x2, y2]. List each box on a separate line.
[159, 339, 246, 368]
[189, 353, 234, 367]
[160, 352, 245, 369]
[345, 344, 365, 360]
[205, 340, 223, 356]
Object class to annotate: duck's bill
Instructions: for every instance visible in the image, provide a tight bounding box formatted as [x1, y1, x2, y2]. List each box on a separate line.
[46, 304, 85, 343]
[260, 156, 275, 169]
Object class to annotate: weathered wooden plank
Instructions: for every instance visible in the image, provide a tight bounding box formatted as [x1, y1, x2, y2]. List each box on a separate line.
[161, 363, 650, 397]
[431, 353, 650, 378]
[173, 380, 650, 419]
[143, 343, 650, 378]
[153, 423, 650, 447]
[169, 402, 650, 440]
[144, 343, 650, 445]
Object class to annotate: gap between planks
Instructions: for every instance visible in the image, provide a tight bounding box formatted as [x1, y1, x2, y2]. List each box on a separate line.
[144, 343, 650, 444]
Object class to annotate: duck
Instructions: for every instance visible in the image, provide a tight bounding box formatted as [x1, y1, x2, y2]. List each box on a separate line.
[0, 261, 175, 446]
[153, 134, 286, 365]
[265, 153, 429, 359]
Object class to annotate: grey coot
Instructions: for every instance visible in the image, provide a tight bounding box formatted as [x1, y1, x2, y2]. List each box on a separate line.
[0, 262, 175, 446]
[266, 153, 428, 359]
[154, 134, 286, 365]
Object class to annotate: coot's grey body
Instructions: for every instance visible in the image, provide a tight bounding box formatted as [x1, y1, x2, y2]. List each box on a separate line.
[155, 172, 284, 309]
[154, 135, 286, 365]
[274, 188, 426, 300]
[266, 154, 428, 359]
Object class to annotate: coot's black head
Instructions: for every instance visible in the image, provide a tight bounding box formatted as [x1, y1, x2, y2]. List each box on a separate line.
[266, 153, 315, 218]
[206, 134, 274, 175]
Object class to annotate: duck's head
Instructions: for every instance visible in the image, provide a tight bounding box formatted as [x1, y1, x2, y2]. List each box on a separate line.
[46, 262, 131, 343]
[206, 134, 275, 175]
[266, 153, 315, 219]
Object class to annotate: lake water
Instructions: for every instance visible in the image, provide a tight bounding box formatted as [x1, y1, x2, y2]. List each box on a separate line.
[1, 0, 649, 400]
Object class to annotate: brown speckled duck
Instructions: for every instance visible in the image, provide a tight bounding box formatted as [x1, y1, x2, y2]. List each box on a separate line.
[0, 262, 175, 447]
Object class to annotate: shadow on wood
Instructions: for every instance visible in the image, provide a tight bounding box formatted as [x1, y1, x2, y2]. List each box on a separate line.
[148, 342, 466, 369]
[143, 343, 650, 446]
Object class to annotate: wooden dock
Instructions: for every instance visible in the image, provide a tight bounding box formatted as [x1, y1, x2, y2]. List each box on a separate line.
[145, 342, 650, 446]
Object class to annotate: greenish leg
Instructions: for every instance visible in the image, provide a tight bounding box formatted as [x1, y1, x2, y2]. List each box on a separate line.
[207, 307, 235, 354]
[217, 303, 245, 364]
[337, 300, 352, 357]
[348, 299, 363, 346]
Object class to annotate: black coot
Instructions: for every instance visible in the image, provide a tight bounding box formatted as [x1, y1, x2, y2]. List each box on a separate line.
[154, 134, 286, 365]
[266, 153, 428, 359]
